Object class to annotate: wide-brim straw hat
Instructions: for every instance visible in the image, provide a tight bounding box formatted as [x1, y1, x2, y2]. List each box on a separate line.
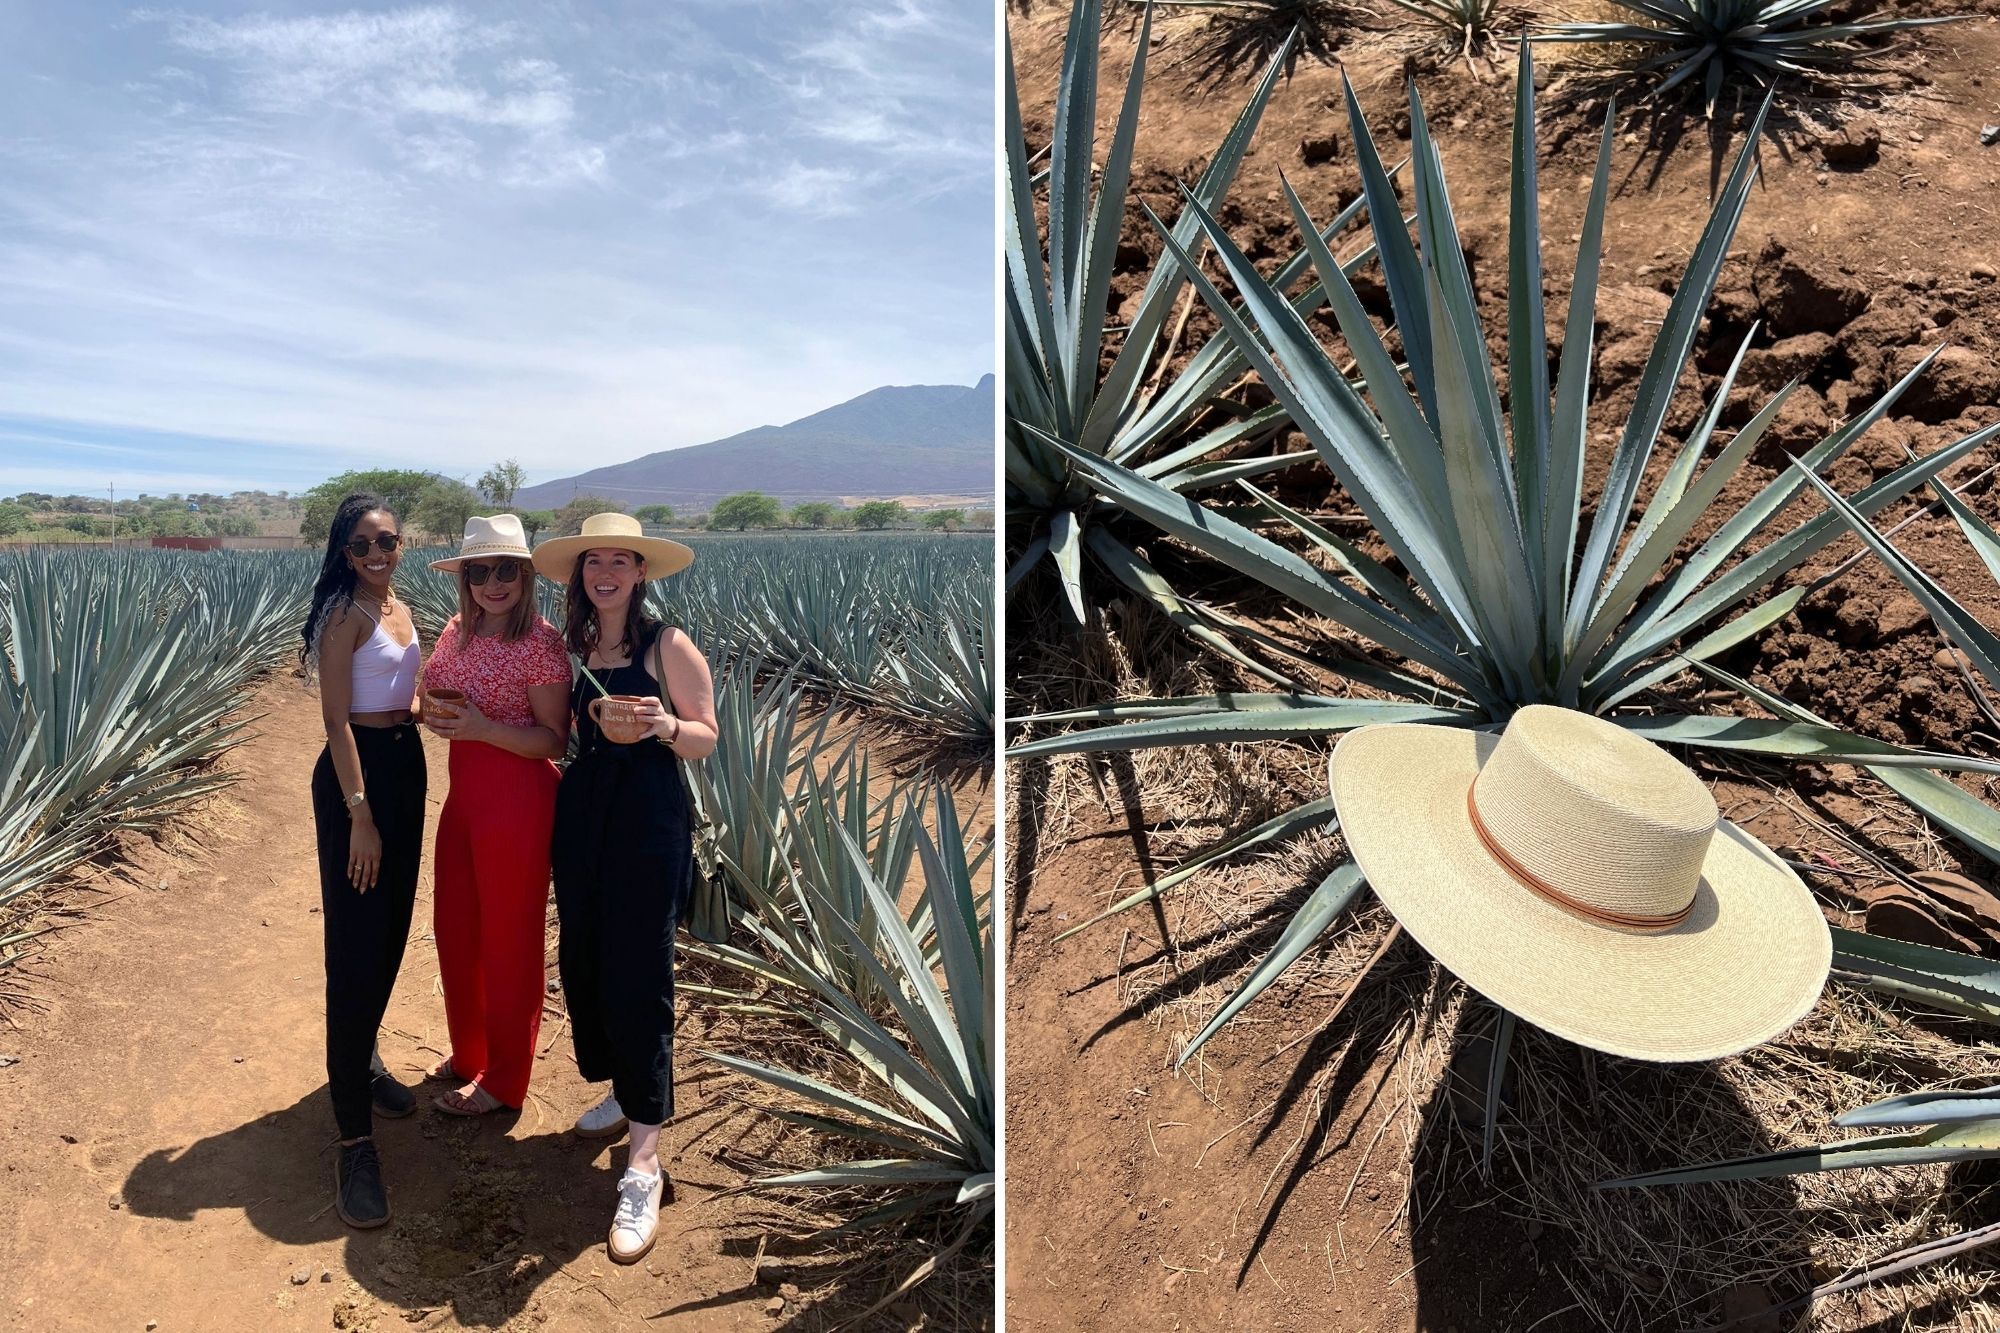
[1329, 705, 1831, 1063]
[530, 511, 694, 582]
[429, 514, 535, 571]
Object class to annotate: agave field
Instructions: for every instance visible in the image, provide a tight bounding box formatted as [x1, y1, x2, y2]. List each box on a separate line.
[1007, 0, 2000, 1329]
[0, 531, 990, 934]
[0, 530, 994, 1317]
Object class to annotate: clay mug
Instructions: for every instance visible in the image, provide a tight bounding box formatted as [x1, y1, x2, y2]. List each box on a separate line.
[589, 693, 653, 744]
[425, 687, 466, 720]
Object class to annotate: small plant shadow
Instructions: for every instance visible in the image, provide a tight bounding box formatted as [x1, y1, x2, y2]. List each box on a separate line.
[1154, 1, 1353, 89]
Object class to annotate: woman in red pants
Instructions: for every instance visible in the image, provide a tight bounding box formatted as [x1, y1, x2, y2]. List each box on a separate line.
[419, 514, 573, 1116]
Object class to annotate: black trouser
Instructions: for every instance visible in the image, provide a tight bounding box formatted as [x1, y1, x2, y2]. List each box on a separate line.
[311, 723, 427, 1141]
[553, 749, 690, 1128]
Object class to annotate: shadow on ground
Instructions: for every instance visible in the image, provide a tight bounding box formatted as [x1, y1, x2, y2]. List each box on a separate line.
[123, 1084, 633, 1327]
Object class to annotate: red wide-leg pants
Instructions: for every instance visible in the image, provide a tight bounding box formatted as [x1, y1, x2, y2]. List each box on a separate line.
[432, 741, 558, 1107]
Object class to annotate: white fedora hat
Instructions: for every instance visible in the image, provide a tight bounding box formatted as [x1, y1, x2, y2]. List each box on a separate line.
[428, 514, 535, 571]
[531, 512, 694, 582]
[1329, 705, 1831, 1063]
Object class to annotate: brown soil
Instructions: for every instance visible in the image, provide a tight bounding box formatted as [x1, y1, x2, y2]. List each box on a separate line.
[1007, 4, 2000, 1331]
[0, 679, 990, 1332]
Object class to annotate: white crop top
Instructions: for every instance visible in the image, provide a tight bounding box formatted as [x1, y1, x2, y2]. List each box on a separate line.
[350, 613, 420, 713]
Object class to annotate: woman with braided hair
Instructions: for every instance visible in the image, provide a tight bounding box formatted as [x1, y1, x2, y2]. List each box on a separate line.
[300, 492, 427, 1229]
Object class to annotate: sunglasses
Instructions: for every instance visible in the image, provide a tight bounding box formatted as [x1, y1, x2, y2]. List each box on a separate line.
[464, 560, 525, 586]
[345, 532, 402, 558]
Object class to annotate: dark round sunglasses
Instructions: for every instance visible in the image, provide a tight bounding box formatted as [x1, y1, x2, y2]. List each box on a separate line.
[464, 560, 525, 586]
[345, 532, 402, 558]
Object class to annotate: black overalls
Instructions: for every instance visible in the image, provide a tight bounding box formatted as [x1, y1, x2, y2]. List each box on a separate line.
[550, 624, 693, 1126]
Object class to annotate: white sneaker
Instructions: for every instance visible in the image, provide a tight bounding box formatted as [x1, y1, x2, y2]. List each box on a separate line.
[574, 1091, 628, 1140]
[607, 1168, 662, 1263]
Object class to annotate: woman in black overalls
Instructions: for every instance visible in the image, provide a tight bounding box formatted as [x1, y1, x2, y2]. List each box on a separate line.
[532, 513, 714, 1266]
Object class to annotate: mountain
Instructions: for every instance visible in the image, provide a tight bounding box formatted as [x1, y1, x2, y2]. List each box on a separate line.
[513, 375, 994, 512]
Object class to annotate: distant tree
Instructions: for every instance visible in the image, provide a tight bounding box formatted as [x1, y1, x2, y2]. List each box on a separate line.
[968, 508, 995, 530]
[922, 508, 965, 532]
[63, 514, 96, 534]
[555, 495, 621, 536]
[300, 470, 437, 541]
[520, 510, 556, 542]
[853, 500, 907, 530]
[415, 478, 483, 543]
[634, 504, 676, 526]
[220, 515, 258, 537]
[478, 459, 527, 508]
[789, 501, 836, 530]
[710, 491, 781, 531]
[0, 503, 28, 537]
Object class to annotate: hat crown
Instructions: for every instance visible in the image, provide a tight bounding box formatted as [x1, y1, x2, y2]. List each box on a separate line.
[455, 514, 530, 555]
[578, 513, 644, 541]
[1472, 706, 1717, 921]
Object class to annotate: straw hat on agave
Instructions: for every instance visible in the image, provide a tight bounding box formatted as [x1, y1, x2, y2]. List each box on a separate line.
[531, 512, 694, 582]
[1329, 705, 1831, 1063]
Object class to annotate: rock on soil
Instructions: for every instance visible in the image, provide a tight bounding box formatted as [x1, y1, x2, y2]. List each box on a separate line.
[1819, 122, 1882, 167]
[1737, 332, 1836, 394]
[1754, 238, 1870, 335]
[1886, 345, 2000, 422]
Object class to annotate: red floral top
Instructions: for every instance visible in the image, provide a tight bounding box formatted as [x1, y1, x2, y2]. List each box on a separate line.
[421, 615, 571, 728]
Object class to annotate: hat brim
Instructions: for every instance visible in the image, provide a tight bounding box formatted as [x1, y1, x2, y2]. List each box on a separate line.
[428, 548, 535, 572]
[1330, 723, 1831, 1062]
[530, 534, 695, 582]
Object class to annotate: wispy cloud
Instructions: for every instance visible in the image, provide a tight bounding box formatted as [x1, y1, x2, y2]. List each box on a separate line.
[0, 2, 992, 494]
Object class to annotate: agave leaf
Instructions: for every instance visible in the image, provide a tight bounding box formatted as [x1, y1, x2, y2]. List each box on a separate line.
[1138, 199, 1498, 684]
[1276, 175, 1451, 524]
[1063, 0, 1150, 427]
[1083, 22, 1295, 453]
[1837, 1085, 2000, 1129]
[1241, 481, 1450, 636]
[1020, 693, 1351, 725]
[1037, 428, 1485, 693]
[1544, 102, 1616, 638]
[1566, 86, 1769, 651]
[1600, 1119, 2000, 1189]
[1785, 1218, 2000, 1319]
[1055, 797, 1341, 940]
[1177, 862, 1367, 1067]
[1616, 712, 2000, 776]
[1928, 473, 2000, 587]
[1341, 73, 1435, 420]
[1507, 43, 1551, 560]
[1086, 527, 1299, 689]
[752, 1160, 977, 1191]
[1010, 699, 1467, 758]
[1794, 461, 2000, 688]
[1599, 417, 1998, 689]
[1594, 585, 1807, 710]
[1685, 658, 2000, 865]
[1410, 83, 1541, 687]
[1048, 509, 1087, 623]
[1482, 1007, 1518, 1174]
[1616, 344, 1949, 657]
[706, 1052, 963, 1155]
[1830, 925, 2000, 1023]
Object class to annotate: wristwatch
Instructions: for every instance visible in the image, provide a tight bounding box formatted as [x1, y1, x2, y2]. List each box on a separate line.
[346, 790, 368, 812]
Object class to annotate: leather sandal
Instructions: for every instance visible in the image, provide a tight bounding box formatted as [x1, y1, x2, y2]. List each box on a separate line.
[432, 1083, 509, 1117]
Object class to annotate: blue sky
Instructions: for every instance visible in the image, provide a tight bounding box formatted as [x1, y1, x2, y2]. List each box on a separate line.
[0, 2, 994, 497]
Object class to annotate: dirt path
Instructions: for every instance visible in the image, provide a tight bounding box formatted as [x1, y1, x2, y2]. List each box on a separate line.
[0, 679, 888, 1333]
